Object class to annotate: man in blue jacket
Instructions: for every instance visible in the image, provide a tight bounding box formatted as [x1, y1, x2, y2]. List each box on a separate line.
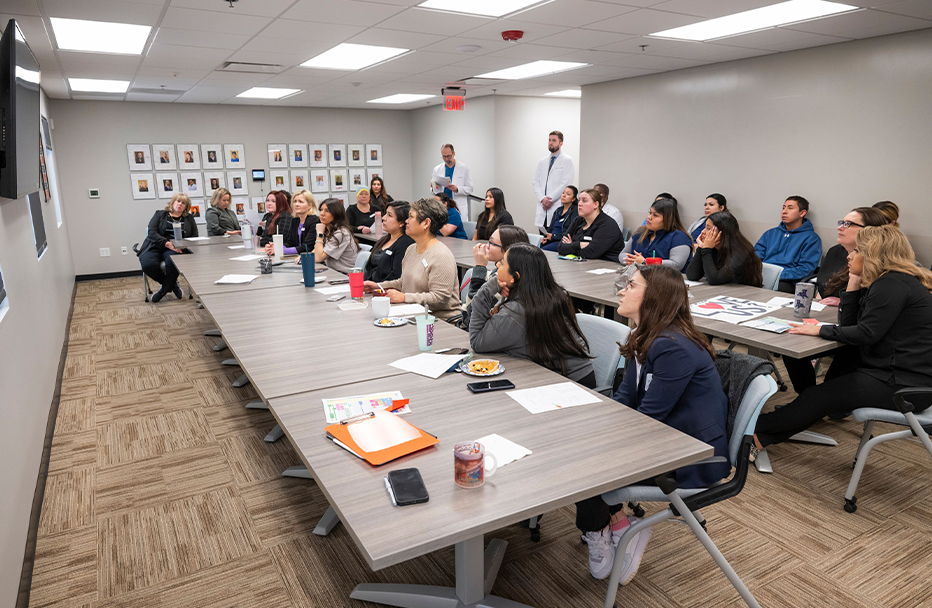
[754, 196, 823, 293]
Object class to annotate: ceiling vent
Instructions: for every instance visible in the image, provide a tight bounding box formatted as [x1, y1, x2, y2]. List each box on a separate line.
[463, 77, 506, 86]
[131, 87, 188, 96]
[217, 61, 284, 74]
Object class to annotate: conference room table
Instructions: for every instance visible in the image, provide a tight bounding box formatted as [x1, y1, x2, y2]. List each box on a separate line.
[175, 234, 239, 247]
[171, 245, 309, 296]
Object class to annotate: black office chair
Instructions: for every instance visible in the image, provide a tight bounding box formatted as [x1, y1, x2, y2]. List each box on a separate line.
[133, 242, 190, 302]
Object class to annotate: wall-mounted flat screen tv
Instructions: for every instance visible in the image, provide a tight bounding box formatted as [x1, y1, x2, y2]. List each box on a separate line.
[0, 19, 41, 200]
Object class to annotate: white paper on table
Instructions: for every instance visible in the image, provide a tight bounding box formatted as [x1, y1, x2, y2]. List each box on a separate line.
[809, 302, 826, 312]
[506, 382, 601, 414]
[299, 275, 327, 283]
[315, 285, 351, 295]
[690, 295, 781, 324]
[683, 279, 702, 287]
[587, 268, 615, 275]
[214, 274, 259, 284]
[338, 301, 367, 311]
[322, 390, 410, 424]
[389, 353, 467, 379]
[766, 296, 794, 308]
[389, 303, 427, 317]
[228, 245, 246, 249]
[348, 410, 422, 453]
[185, 236, 211, 241]
[475, 434, 532, 467]
[230, 254, 265, 261]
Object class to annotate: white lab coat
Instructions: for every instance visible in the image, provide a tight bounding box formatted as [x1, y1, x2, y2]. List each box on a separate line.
[533, 151, 576, 228]
[431, 162, 473, 210]
[602, 203, 624, 233]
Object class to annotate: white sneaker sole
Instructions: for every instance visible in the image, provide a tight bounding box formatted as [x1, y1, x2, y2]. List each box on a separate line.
[619, 529, 651, 586]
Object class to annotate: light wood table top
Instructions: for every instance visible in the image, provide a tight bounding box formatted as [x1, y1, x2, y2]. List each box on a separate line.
[171, 245, 309, 296]
[175, 234, 239, 247]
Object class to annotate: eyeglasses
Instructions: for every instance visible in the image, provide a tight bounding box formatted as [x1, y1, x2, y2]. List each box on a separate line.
[488, 240, 503, 250]
[837, 220, 864, 229]
[621, 280, 647, 291]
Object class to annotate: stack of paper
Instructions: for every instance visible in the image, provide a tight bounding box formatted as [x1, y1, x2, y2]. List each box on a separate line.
[389, 353, 467, 379]
[230, 254, 265, 261]
[315, 285, 351, 295]
[185, 236, 211, 241]
[475, 434, 532, 467]
[214, 274, 259, 285]
[587, 268, 615, 275]
[228, 245, 246, 249]
[389, 303, 426, 317]
[506, 382, 601, 414]
[322, 390, 410, 424]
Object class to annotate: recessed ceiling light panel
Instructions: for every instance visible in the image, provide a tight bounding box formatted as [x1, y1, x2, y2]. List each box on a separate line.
[418, 0, 549, 18]
[367, 94, 436, 104]
[545, 89, 581, 98]
[301, 43, 410, 71]
[68, 78, 130, 93]
[237, 87, 301, 99]
[476, 60, 588, 80]
[51, 17, 151, 55]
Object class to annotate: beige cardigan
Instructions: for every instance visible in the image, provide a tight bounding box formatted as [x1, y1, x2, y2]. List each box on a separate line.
[380, 240, 460, 319]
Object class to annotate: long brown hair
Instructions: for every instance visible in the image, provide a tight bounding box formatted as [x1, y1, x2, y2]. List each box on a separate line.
[267, 191, 293, 234]
[824, 206, 887, 295]
[706, 211, 762, 287]
[632, 197, 687, 244]
[619, 265, 714, 364]
[858, 225, 932, 292]
[320, 199, 359, 252]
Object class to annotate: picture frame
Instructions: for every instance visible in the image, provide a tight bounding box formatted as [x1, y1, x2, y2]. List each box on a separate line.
[348, 168, 366, 190]
[204, 171, 225, 197]
[152, 144, 177, 170]
[331, 192, 349, 206]
[232, 196, 248, 218]
[330, 169, 348, 192]
[289, 144, 308, 168]
[201, 144, 223, 169]
[228, 170, 248, 196]
[309, 144, 327, 168]
[291, 169, 309, 191]
[131, 173, 155, 200]
[178, 145, 201, 170]
[224, 144, 245, 168]
[268, 144, 287, 168]
[329, 144, 347, 168]
[366, 144, 382, 167]
[156, 172, 180, 199]
[311, 169, 329, 193]
[347, 144, 365, 167]
[41, 116, 52, 150]
[181, 172, 203, 198]
[366, 169, 383, 186]
[257, 201, 267, 214]
[189, 199, 205, 224]
[270, 170, 288, 190]
[127, 144, 151, 171]
[38, 136, 51, 203]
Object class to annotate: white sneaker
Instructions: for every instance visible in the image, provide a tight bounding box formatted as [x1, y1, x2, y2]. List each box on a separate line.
[583, 526, 614, 580]
[617, 523, 651, 586]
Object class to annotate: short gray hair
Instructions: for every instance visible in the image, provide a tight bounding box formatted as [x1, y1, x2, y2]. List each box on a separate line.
[410, 197, 448, 235]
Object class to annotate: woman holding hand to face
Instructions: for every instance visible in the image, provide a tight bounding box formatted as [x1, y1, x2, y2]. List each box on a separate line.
[685, 211, 762, 286]
[687, 194, 726, 243]
[459, 225, 529, 330]
[541, 186, 579, 249]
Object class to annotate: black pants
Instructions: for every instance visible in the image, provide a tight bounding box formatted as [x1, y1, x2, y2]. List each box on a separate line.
[139, 248, 179, 289]
[782, 346, 859, 394]
[756, 370, 903, 448]
[576, 495, 625, 532]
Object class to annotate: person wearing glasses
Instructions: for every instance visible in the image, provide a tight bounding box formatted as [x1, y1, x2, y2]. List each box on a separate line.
[430, 143, 473, 211]
[753, 196, 823, 293]
[459, 225, 529, 330]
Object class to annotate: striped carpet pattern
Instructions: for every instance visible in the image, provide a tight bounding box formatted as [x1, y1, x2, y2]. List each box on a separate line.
[28, 277, 932, 607]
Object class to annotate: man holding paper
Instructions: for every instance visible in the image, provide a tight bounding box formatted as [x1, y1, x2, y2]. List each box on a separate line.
[431, 144, 473, 211]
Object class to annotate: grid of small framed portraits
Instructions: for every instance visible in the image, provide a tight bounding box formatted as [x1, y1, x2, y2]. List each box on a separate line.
[266, 142, 382, 204]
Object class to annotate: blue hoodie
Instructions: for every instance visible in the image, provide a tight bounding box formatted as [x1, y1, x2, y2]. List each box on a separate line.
[754, 218, 823, 281]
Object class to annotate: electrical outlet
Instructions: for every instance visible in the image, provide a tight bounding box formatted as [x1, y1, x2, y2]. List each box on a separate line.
[121, 246, 128, 255]
[100, 248, 110, 257]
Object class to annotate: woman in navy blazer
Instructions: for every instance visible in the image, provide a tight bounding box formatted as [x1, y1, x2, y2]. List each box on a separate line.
[578, 265, 730, 584]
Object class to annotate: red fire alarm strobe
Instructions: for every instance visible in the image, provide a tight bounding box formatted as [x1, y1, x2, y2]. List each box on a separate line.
[442, 87, 465, 111]
[502, 30, 524, 42]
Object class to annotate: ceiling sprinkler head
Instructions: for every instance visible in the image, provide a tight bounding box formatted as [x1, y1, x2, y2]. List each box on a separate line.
[639, 44, 648, 52]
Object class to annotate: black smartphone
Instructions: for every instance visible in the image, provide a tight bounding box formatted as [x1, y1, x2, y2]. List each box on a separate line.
[467, 379, 516, 393]
[438, 347, 469, 355]
[329, 278, 350, 285]
[387, 468, 429, 506]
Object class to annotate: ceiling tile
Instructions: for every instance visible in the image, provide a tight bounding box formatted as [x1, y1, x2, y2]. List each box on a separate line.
[418, 36, 510, 55]
[651, 0, 785, 19]
[514, 0, 638, 28]
[371, 50, 464, 72]
[587, 7, 706, 35]
[282, 0, 408, 26]
[457, 18, 569, 42]
[154, 27, 252, 50]
[711, 27, 852, 51]
[343, 27, 447, 50]
[551, 48, 636, 63]
[2, 1, 41, 16]
[160, 6, 273, 35]
[649, 41, 775, 61]
[603, 52, 709, 70]
[176, 85, 243, 103]
[42, 0, 164, 26]
[135, 65, 211, 84]
[225, 49, 310, 67]
[258, 19, 363, 41]
[758, 32, 854, 53]
[586, 0, 669, 7]
[170, 0, 298, 17]
[534, 28, 637, 50]
[877, 0, 932, 20]
[594, 34, 686, 53]
[126, 91, 183, 102]
[58, 50, 141, 72]
[143, 44, 234, 70]
[782, 7, 932, 39]
[379, 7, 492, 36]
[484, 42, 581, 60]
[200, 71, 275, 85]
[41, 76, 71, 98]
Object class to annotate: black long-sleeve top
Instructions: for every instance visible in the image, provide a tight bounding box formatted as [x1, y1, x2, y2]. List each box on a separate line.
[256, 211, 294, 246]
[819, 271, 932, 387]
[282, 214, 318, 253]
[685, 248, 762, 287]
[347, 204, 378, 233]
[557, 212, 624, 261]
[816, 244, 848, 297]
[365, 234, 414, 282]
[137, 211, 198, 257]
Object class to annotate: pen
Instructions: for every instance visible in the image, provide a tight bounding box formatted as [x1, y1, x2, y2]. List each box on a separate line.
[384, 477, 397, 507]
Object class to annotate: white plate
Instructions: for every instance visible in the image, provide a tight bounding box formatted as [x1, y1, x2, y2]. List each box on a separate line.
[374, 317, 407, 327]
[460, 361, 505, 377]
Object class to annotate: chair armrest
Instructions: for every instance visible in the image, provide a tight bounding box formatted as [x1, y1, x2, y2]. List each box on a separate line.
[594, 385, 613, 397]
[132, 243, 141, 254]
[893, 388, 932, 414]
[691, 456, 729, 467]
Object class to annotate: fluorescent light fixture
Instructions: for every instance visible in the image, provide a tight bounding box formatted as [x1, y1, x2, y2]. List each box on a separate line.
[301, 43, 410, 71]
[545, 89, 581, 98]
[68, 78, 129, 93]
[236, 87, 301, 99]
[367, 94, 436, 104]
[650, 0, 859, 42]
[418, 0, 548, 18]
[476, 60, 588, 80]
[51, 17, 151, 55]
[16, 67, 41, 85]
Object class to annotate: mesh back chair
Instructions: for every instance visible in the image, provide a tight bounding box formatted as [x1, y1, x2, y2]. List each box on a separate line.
[599, 373, 778, 608]
[576, 313, 631, 396]
[760, 262, 783, 291]
[528, 234, 543, 247]
[355, 250, 371, 269]
[844, 388, 932, 513]
[463, 220, 477, 240]
[458, 268, 474, 305]
[358, 243, 372, 252]
[133, 234, 189, 302]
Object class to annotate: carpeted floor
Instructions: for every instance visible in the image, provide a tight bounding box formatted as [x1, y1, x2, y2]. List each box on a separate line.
[28, 277, 932, 608]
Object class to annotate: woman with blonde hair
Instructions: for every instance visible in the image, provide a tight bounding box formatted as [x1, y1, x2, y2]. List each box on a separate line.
[279, 189, 319, 255]
[753, 225, 932, 455]
[205, 187, 241, 236]
[137, 193, 198, 302]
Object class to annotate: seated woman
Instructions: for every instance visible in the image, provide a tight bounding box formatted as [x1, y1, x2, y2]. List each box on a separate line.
[579, 264, 730, 583]
[365, 200, 414, 282]
[275, 189, 318, 255]
[557, 188, 624, 261]
[137, 194, 198, 302]
[205, 188, 241, 236]
[754, 225, 932, 455]
[473, 187, 514, 241]
[620, 198, 692, 271]
[460, 225, 529, 330]
[470, 243, 596, 387]
[370, 176, 393, 212]
[363, 197, 461, 321]
[686, 193, 726, 243]
[541, 186, 579, 249]
[256, 191, 293, 247]
[311, 199, 359, 274]
[435, 193, 468, 239]
[685, 210, 762, 286]
[872, 200, 899, 227]
[346, 188, 377, 234]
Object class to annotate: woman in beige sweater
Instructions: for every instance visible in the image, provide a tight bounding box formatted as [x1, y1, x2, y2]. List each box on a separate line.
[364, 197, 460, 320]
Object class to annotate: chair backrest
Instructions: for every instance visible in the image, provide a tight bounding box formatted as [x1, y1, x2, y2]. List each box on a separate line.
[463, 221, 477, 240]
[528, 234, 543, 247]
[760, 262, 784, 291]
[459, 268, 474, 304]
[358, 243, 372, 252]
[623, 228, 631, 243]
[575, 313, 631, 390]
[727, 374, 778, 464]
[355, 250, 370, 269]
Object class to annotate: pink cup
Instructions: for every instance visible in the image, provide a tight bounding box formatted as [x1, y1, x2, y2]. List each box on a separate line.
[349, 267, 364, 300]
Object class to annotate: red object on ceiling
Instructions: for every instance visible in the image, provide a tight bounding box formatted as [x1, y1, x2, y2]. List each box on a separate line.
[501, 30, 524, 42]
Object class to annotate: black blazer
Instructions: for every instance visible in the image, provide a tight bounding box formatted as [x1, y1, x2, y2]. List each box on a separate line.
[365, 234, 414, 282]
[257, 211, 294, 246]
[283, 214, 320, 253]
[475, 210, 514, 241]
[137, 211, 198, 257]
[557, 212, 623, 261]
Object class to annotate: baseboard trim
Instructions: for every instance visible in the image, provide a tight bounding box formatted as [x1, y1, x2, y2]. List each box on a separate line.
[76, 269, 142, 281]
[16, 281, 77, 608]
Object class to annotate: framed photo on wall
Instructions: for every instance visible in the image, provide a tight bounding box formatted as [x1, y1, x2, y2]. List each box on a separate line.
[270, 170, 288, 190]
[181, 172, 203, 198]
[233, 196, 248, 218]
[311, 169, 328, 193]
[152, 144, 177, 170]
[330, 169, 348, 192]
[201, 144, 223, 169]
[329, 144, 347, 168]
[189, 199, 205, 224]
[131, 173, 155, 200]
[228, 171, 248, 196]
[366, 144, 382, 167]
[224, 144, 245, 168]
[331, 192, 349, 206]
[156, 172, 180, 199]
[366, 169, 383, 186]
[291, 170, 309, 191]
[204, 171, 225, 197]
[348, 144, 365, 167]
[126, 144, 151, 171]
[268, 144, 287, 168]
[178, 145, 201, 170]
[289, 144, 308, 168]
[309, 144, 327, 168]
[348, 168, 366, 191]
[41, 116, 52, 150]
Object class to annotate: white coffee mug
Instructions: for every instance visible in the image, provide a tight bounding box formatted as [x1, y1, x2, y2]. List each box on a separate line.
[372, 296, 391, 319]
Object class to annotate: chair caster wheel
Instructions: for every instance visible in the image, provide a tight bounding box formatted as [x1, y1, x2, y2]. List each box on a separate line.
[628, 502, 645, 518]
[530, 528, 541, 542]
[778, 383, 788, 392]
[844, 497, 857, 513]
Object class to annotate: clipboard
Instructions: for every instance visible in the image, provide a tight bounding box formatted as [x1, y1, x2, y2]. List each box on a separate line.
[325, 410, 438, 466]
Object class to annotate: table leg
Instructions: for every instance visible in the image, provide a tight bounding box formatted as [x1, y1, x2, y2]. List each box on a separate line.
[790, 431, 838, 446]
[350, 536, 531, 608]
[265, 424, 284, 442]
[232, 373, 250, 388]
[245, 400, 267, 410]
[212, 339, 228, 352]
[313, 505, 340, 536]
[754, 449, 773, 474]
[221, 358, 240, 367]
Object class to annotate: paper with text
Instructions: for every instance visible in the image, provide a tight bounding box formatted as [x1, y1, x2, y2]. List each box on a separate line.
[506, 382, 601, 414]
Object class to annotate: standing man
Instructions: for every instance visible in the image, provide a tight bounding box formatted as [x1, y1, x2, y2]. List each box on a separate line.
[431, 144, 473, 212]
[533, 130, 576, 231]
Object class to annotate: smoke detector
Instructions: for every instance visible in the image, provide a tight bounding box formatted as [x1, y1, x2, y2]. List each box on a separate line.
[501, 30, 524, 43]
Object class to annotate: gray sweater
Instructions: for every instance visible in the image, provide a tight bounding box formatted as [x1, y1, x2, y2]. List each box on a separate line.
[206, 206, 240, 236]
[469, 279, 594, 382]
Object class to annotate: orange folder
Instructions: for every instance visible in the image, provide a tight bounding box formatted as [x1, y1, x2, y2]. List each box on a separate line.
[326, 410, 438, 466]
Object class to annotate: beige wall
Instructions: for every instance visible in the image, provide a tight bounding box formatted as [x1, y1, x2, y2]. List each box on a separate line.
[0, 90, 75, 607]
[48, 101, 416, 275]
[580, 28, 932, 266]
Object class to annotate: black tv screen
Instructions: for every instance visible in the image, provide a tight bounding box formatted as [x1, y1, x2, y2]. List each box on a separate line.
[0, 19, 41, 200]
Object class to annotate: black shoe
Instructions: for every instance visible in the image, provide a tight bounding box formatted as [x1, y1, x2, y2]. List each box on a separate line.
[151, 288, 166, 303]
[172, 283, 183, 299]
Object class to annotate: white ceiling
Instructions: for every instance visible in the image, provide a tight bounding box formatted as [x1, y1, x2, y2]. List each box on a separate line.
[3, 0, 931, 108]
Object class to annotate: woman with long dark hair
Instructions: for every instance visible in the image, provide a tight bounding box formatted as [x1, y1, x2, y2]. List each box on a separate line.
[469, 243, 595, 386]
[312, 199, 359, 274]
[620, 198, 691, 270]
[473, 187, 514, 241]
[541, 186, 579, 249]
[686, 193, 726, 242]
[556, 188, 623, 261]
[257, 190, 293, 247]
[365, 200, 414, 282]
[459, 225, 530, 330]
[370, 176, 393, 212]
[685, 210, 762, 286]
[578, 264, 730, 584]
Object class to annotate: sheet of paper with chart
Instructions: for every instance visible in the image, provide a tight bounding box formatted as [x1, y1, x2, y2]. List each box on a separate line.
[322, 390, 411, 424]
[690, 295, 780, 324]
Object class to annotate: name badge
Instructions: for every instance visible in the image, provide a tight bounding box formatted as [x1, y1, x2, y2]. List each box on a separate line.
[422, 258, 429, 269]
[369, 213, 376, 218]
[583, 236, 593, 241]
[385, 249, 393, 256]
[644, 373, 653, 391]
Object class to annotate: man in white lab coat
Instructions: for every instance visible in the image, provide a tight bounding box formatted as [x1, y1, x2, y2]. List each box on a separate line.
[431, 144, 473, 210]
[533, 130, 576, 231]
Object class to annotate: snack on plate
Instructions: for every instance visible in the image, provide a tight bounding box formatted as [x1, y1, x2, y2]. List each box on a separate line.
[467, 359, 500, 375]
[378, 318, 396, 326]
